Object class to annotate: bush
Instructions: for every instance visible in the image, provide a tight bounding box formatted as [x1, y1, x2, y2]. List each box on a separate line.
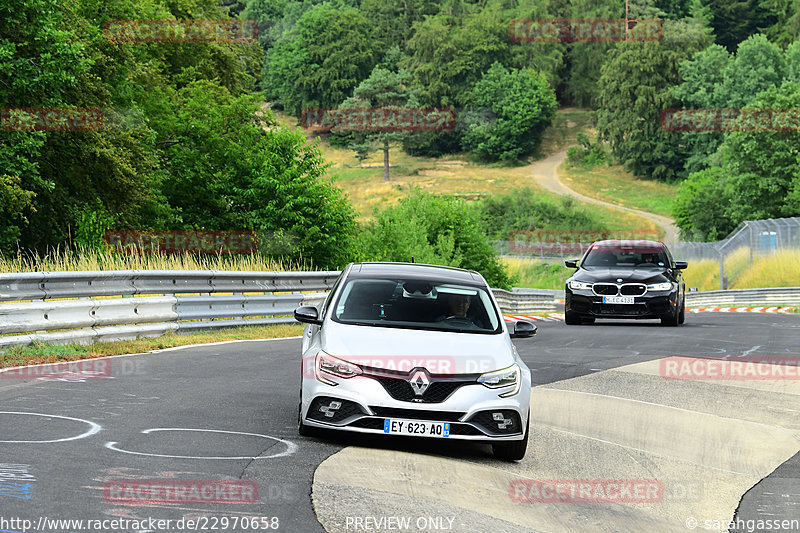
[479, 188, 606, 240]
[566, 133, 608, 168]
[357, 190, 511, 288]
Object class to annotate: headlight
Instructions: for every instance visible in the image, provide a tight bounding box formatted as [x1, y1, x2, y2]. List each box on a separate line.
[646, 282, 673, 291]
[315, 352, 362, 385]
[478, 364, 520, 397]
[569, 280, 592, 290]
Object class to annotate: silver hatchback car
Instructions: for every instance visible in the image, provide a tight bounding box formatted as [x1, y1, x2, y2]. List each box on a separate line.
[293, 262, 535, 461]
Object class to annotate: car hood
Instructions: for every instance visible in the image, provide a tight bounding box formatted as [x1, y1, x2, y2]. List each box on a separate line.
[319, 321, 515, 375]
[573, 267, 670, 284]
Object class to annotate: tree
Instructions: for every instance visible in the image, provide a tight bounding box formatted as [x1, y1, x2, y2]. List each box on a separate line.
[708, 0, 766, 50]
[721, 82, 800, 222]
[337, 65, 420, 181]
[673, 81, 800, 238]
[673, 35, 792, 174]
[358, 190, 512, 288]
[462, 62, 557, 161]
[596, 41, 705, 180]
[155, 81, 357, 267]
[672, 167, 735, 239]
[264, 2, 380, 116]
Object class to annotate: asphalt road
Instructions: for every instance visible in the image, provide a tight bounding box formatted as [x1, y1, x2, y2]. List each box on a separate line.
[1, 313, 798, 533]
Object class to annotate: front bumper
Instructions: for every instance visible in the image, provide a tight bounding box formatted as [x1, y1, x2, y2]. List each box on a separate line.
[301, 371, 531, 441]
[566, 288, 678, 319]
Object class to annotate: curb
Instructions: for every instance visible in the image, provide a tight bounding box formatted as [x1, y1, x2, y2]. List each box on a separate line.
[688, 307, 796, 313]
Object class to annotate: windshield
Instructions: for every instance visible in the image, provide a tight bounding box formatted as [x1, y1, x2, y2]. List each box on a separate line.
[582, 244, 669, 268]
[331, 278, 501, 334]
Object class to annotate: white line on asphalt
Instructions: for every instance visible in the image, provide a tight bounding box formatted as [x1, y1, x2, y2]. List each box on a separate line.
[105, 427, 297, 460]
[0, 411, 102, 443]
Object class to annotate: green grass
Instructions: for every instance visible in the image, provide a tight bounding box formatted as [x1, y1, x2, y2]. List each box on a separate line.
[502, 257, 572, 289]
[505, 248, 800, 291]
[561, 162, 679, 219]
[0, 246, 307, 273]
[0, 324, 304, 368]
[274, 109, 663, 240]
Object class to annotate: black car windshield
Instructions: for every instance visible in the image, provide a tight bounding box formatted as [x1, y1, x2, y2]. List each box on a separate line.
[332, 278, 502, 334]
[582, 244, 669, 268]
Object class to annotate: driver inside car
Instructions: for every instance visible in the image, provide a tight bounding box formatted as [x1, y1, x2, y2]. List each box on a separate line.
[437, 293, 486, 328]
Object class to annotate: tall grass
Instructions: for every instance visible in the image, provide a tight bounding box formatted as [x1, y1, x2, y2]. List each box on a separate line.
[658, 247, 799, 291]
[506, 247, 800, 291]
[502, 257, 572, 289]
[0, 247, 307, 273]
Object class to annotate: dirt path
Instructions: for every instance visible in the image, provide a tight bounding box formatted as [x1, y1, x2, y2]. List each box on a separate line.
[526, 150, 680, 242]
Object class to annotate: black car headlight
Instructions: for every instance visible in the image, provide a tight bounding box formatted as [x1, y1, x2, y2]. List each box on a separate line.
[646, 282, 673, 291]
[568, 280, 592, 290]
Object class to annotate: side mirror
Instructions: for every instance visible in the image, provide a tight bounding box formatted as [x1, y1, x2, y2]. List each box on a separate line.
[564, 259, 579, 269]
[510, 320, 537, 338]
[294, 306, 322, 325]
[674, 261, 688, 270]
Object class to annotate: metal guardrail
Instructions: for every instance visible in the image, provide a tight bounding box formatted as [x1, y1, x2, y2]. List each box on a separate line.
[0, 270, 337, 349]
[493, 288, 560, 314]
[1, 270, 796, 349]
[685, 287, 800, 307]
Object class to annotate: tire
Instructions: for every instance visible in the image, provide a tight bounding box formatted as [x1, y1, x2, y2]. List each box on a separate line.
[565, 311, 582, 325]
[678, 302, 685, 324]
[298, 398, 320, 437]
[492, 412, 529, 461]
[661, 308, 680, 327]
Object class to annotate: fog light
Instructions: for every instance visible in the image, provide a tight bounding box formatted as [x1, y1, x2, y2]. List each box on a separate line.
[492, 412, 512, 429]
[319, 400, 342, 418]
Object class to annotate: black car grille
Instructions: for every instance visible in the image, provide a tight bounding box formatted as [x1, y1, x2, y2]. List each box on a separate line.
[592, 283, 618, 296]
[349, 418, 385, 430]
[468, 410, 523, 436]
[620, 284, 646, 296]
[307, 397, 366, 424]
[369, 406, 465, 422]
[374, 377, 474, 403]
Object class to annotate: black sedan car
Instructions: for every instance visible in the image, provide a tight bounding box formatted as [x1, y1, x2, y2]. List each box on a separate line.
[564, 240, 687, 326]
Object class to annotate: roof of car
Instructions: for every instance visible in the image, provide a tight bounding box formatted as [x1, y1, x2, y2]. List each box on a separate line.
[346, 262, 485, 284]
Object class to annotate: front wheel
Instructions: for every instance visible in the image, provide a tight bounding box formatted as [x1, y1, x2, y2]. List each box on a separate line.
[565, 311, 582, 325]
[298, 397, 321, 437]
[678, 301, 685, 324]
[661, 308, 680, 327]
[492, 412, 529, 461]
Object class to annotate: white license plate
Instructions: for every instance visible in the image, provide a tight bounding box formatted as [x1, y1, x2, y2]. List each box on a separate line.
[383, 419, 450, 438]
[603, 296, 635, 304]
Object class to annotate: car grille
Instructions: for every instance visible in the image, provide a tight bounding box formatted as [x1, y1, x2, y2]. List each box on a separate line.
[369, 406, 465, 422]
[592, 283, 618, 296]
[373, 376, 475, 403]
[592, 283, 647, 297]
[620, 283, 646, 296]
